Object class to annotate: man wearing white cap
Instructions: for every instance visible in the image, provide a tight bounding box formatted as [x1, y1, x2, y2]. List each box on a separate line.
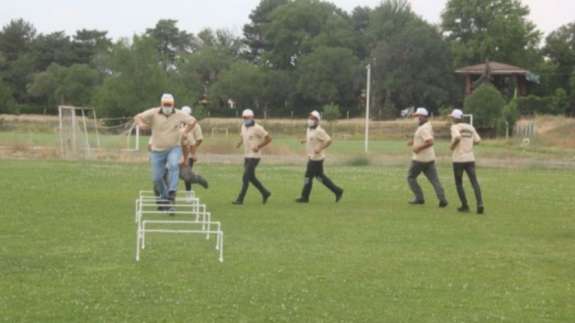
[233, 109, 272, 205]
[134, 93, 197, 212]
[179, 106, 208, 199]
[407, 107, 448, 207]
[296, 110, 343, 203]
[449, 109, 484, 214]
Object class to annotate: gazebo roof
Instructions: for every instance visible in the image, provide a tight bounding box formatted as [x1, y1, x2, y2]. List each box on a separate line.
[455, 61, 530, 76]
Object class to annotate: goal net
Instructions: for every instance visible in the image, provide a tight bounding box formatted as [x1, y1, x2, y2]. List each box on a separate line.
[58, 105, 100, 159]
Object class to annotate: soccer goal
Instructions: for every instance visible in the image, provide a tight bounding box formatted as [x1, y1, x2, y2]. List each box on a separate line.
[58, 106, 101, 158]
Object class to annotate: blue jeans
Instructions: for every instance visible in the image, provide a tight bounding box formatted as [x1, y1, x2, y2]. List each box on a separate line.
[150, 146, 182, 199]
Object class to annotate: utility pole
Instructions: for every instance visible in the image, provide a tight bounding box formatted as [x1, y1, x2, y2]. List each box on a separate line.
[365, 63, 371, 153]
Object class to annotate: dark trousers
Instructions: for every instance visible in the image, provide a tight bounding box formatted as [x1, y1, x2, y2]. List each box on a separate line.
[453, 162, 483, 207]
[407, 161, 447, 203]
[236, 158, 269, 202]
[184, 158, 195, 191]
[299, 160, 342, 200]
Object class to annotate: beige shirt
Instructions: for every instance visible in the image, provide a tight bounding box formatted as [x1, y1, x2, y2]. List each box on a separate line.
[182, 123, 203, 146]
[412, 122, 436, 162]
[306, 126, 331, 161]
[451, 123, 481, 162]
[137, 107, 195, 151]
[240, 123, 269, 158]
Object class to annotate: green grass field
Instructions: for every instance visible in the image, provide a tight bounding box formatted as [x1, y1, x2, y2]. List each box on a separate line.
[0, 160, 574, 322]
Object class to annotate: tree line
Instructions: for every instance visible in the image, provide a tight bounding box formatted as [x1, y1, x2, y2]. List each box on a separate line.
[0, 0, 574, 121]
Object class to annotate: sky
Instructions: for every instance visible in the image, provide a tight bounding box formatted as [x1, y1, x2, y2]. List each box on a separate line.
[0, 0, 574, 40]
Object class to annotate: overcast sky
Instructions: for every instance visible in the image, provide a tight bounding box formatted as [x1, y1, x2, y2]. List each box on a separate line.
[0, 0, 573, 40]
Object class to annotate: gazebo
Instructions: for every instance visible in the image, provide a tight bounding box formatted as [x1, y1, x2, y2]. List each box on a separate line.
[455, 61, 535, 96]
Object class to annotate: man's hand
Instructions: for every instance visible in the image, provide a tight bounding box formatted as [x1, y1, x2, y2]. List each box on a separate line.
[252, 145, 260, 153]
[314, 148, 322, 154]
[179, 155, 186, 167]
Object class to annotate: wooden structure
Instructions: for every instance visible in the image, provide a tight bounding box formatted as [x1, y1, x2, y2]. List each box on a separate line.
[456, 61, 532, 96]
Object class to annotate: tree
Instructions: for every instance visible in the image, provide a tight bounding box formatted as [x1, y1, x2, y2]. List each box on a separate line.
[441, 0, 541, 68]
[72, 29, 112, 65]
[28, 63, 101, 113]
[0, 79, 15, 113]
[31, 32, 76, 70]
[93, 36, 171, 118]
[367, 1, 456, 117]
[296, 46, 359, 107]
[243, 0, 289, 63]
[145, 19, 199, 69]
[209, 62, 265, 115]
[464, 84, 505, 129]
[258, 0, 357, 69]
[0, 19, 36, 62]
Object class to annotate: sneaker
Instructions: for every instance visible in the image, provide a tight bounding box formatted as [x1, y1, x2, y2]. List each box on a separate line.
[167, 206, 176, 216]
[477, 206, 485, 214]
[262, 192, 271, 205]
[295, 198, 309, 203]
[457, 205, 470, 213]
[408, 199, 425, 205]
[335, 190, 344, 203]
[185, 191, 194, 203]
[439, 201, 448, 208]
[198, 176, 209, 189]
[232, 200, 243, 205]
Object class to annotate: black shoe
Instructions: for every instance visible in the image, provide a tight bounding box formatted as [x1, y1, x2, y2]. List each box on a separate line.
[409, 199, 425, 205]
[477, 206, 484, 214]
[156, 200, 168, 211]
[262, 192, 271, 204]
[458, 205, 470, 213]
[439, 201, 448, 208]
[198, 177, 209, 189]
[232, 200, 243, 205]
[295, 198, 309, 203]
[335, 190, 344, 203]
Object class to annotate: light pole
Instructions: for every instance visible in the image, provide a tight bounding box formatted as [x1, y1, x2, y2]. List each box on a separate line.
[365, 63, 371, 153]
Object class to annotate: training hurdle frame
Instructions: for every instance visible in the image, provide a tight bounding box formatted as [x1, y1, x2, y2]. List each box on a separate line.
[135, 190, 224, 263]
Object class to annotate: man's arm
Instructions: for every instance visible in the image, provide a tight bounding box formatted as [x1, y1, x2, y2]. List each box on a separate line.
[134, 109, 153, 130]
[450, 137, 461, 151]
[414, 139, 433, 154]
[254, 134, 272, 152]
[182, 118, 197, 135]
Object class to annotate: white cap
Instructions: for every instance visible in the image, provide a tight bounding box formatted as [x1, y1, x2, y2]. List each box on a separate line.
[309, 110, 321, 121]
[413, 107, 429, 117]
[242, 109, 254, 118]
[450, 109, 464, 119]
[161, 93, 175, 104]
[181, 106, 192, 115]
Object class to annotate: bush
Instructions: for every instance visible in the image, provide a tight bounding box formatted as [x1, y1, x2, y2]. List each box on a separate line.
[321, 103, 342, 122]
[517, 95, 555, 115]
[464, 84, 505, 129]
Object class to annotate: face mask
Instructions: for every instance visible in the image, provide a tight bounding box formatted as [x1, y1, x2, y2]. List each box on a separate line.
[161, 106, 174, 115]
[307, 119, 317, 128]
[243, 119, 255, 127]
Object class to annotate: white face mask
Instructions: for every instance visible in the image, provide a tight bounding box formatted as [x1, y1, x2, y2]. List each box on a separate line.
[161, 107, 174, 115]
[307, 119, 317, 127]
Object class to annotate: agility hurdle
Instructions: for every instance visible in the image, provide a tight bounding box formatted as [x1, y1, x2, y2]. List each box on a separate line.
[134, 190, 224, 263]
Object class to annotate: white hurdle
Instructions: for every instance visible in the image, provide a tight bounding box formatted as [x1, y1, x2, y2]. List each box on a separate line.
[134, 190, 224, 263]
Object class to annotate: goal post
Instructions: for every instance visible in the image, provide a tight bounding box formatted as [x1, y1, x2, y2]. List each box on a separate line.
[58, 105, 100, 158]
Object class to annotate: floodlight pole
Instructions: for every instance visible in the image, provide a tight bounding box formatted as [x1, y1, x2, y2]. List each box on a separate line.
[365, 63, 371, 153]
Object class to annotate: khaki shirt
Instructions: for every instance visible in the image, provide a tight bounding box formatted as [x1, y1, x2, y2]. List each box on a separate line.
[306, 126, 331, 161]
[412, 122, 436, 162]
[241, 123, 269, 158]
[182, 123, 204, 146]
[451, 123, 481, 162]
[137, 107, 195, 151]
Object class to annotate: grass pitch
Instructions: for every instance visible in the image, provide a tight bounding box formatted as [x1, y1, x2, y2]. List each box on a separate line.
[0, 160, 573, 322]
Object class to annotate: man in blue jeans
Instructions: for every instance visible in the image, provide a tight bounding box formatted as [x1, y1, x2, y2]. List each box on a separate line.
[135, 93, 197, 212]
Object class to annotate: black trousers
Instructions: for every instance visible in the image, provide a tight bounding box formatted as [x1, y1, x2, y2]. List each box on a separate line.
[453, 162, 483, 207]
[299, 160, 342, 200]
[236, 158, 269, 202]
[184, 158, 195, 191]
